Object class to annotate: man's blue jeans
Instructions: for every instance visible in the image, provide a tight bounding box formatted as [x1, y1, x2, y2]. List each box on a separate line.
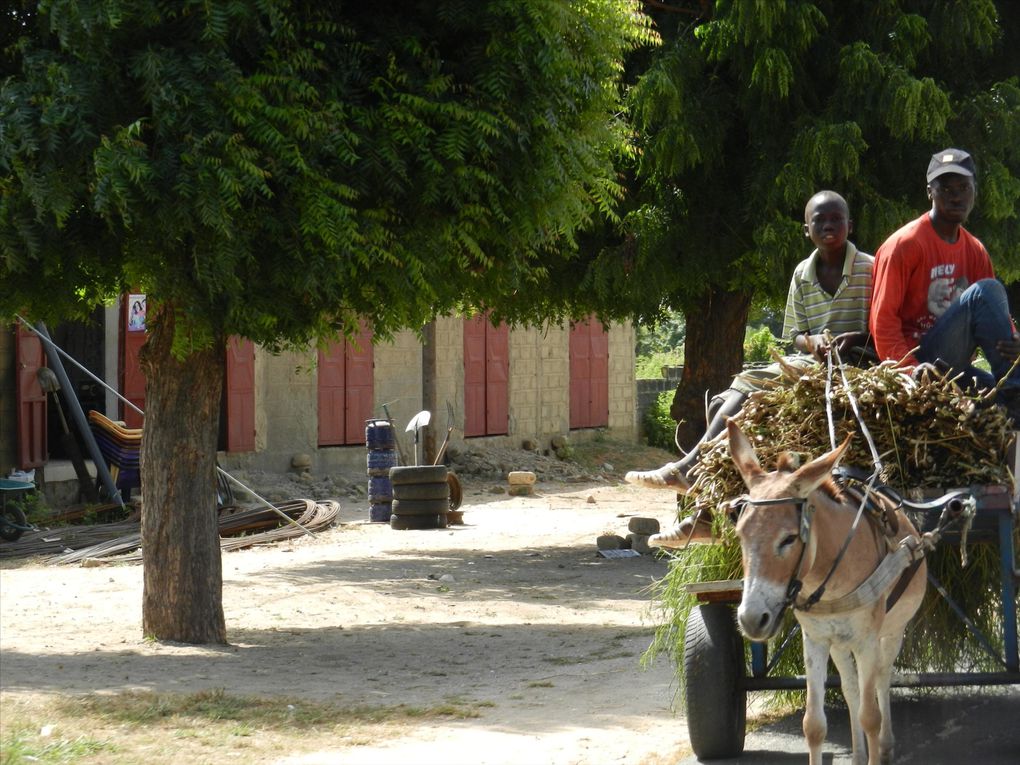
[918, 278, 1018, 391]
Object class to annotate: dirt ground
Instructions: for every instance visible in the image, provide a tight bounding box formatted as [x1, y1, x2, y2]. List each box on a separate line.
[0, 441, 698, 764]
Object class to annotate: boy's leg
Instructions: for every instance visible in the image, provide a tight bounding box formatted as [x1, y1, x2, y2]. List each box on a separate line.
[918, 279, 1016, 390]
[625, 388, 746, 490]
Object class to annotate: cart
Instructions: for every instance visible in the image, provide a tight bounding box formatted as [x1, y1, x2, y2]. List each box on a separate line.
[680, 474, 1019, 760]
[0, 478, 36, 542]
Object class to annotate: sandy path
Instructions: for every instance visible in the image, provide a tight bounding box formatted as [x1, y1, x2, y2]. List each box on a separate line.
[1, 480, 693, 765]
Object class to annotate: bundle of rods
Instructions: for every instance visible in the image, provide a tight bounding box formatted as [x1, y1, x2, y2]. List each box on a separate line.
[683, 359, 1015, 516]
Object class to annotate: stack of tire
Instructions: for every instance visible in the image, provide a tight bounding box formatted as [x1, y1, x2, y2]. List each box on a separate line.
[365, 420, 398, 522]
[389, 465, 449, 530]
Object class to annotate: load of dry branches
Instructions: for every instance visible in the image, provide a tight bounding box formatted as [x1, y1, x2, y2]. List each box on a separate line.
[684, 359, 1015, 514]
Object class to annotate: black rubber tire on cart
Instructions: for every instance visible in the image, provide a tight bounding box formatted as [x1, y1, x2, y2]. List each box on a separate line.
[0, 503, 28, 542]
[391, 482, 449, 501]
[389, 465, 448, 485]
[683, 603, 746, 759]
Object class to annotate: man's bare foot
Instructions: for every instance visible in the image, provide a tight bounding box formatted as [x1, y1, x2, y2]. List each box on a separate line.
[650, 512, 716, 548]
[623, 462, 692, 492]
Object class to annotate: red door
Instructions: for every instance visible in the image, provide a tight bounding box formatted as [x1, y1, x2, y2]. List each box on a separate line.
[15, 325, 47, 468]
[463, 316, 509, 437]
[317, 325, 374, 446]
[225, 337, 255, 452]
[569, 318, 609, 429]
[121, 294, 147, 428]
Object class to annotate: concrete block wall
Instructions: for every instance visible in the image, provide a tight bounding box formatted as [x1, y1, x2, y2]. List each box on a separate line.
[538, 324, 571, 436]
[432, 316, 464, 433]
[251, 348, 319, 472]
[608, 322, 637, 438]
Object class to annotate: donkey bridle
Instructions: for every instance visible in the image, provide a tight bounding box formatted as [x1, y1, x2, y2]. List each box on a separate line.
[727, 494, 817, 616]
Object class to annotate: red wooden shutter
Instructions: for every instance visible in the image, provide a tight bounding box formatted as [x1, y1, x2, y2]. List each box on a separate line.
[569, 317, 608, 429]
[318, 325, 373, 446]
[463, 316, 486, 437]
[590, 324, 609, 427]
[15, 325, 47, 468]
[344, 324, 374, 444]
[485, 322, 509, 435]
[463, 316, 509, 437]
[225, 337, 255, 452]
[120, 294, 147, 428]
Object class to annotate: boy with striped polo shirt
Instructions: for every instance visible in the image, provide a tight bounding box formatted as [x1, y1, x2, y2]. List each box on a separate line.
[626, 190, 874, 491]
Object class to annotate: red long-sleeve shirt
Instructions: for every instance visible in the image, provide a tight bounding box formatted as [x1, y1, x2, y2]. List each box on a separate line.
[870, 213, 994, 366]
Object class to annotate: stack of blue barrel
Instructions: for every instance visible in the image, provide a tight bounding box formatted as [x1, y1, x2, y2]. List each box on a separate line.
[365, 419, 397, 522]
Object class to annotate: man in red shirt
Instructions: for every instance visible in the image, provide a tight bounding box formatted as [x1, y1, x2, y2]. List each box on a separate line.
[870, 148, 1020, 410]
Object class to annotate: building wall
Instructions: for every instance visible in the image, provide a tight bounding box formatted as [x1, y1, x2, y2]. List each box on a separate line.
[608, 321, 637, 437]
[219, 318, 638, 474]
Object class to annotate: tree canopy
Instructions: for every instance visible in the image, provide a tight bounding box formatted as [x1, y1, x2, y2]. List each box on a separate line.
[0, 0, 653, 643]
[1, 0, 653, 346]
[559, 0, 1020, 443]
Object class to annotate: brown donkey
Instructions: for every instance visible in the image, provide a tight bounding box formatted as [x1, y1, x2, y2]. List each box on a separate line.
[725, 420, 925, 765]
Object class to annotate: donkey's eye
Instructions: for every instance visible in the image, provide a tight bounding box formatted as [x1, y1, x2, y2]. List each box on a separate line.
[779, 534, 799, 549]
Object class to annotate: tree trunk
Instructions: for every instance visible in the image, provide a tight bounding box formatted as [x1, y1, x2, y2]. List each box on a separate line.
[139, 306, 227, 644]
[671, 286, 752, 451]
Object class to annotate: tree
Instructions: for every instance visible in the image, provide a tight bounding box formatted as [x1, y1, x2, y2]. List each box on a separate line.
[0, 0, 653, 643]
[575, 0, 1020, 447]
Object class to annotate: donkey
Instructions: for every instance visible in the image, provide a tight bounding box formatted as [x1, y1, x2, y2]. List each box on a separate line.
[724, 420, 925, 765]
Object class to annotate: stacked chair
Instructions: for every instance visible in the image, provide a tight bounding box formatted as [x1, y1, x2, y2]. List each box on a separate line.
[87, 410, 143, 501]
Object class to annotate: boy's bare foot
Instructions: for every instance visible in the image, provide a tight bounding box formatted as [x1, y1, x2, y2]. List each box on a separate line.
[650, 511, 716, 548]
[623, 462, 692, 492]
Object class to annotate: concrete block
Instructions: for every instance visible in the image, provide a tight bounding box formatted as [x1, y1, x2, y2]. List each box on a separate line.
[628, 516, 660, 535]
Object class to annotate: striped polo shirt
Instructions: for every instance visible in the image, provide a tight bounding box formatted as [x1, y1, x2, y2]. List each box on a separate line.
[782, 242, 874, 341]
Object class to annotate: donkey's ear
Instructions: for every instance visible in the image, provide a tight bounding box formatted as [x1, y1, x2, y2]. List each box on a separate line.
[791, 435, 853, 494]
[727, 419, 765, 486]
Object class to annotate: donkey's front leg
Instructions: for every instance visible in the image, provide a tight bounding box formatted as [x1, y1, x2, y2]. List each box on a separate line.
[874, 633, 906, 764]
[830, 644, 866, 764]
[853, 641, 884, 765]
[801, 635, 831, 765]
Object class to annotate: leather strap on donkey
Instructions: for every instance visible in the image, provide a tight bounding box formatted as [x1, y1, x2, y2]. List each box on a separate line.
[796, 473, 976, 616]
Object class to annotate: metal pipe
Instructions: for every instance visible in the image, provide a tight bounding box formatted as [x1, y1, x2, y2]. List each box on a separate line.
[33, 322, 123, 508]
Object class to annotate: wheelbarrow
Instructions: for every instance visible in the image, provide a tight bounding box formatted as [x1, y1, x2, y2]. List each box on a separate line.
[0, 478, 36, 542]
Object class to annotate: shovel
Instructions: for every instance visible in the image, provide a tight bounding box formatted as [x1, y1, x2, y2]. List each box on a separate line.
[405, 410, 431, 466]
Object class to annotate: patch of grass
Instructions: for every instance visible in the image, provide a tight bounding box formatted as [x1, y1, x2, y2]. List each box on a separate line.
[527, 681, 554, 688]
[2, 690, 496, 765]
[0, 727, 115, 764]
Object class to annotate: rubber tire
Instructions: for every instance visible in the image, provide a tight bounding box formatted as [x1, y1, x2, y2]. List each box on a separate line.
[391, 482, 449, 501]
[389, 465, 447, 485]
[0, 504, 28, 542]
[390, 513, 446, 530]
[392, 498, 450, 516]
[447, 471, 463, 511]
[683, 603, 746, 760]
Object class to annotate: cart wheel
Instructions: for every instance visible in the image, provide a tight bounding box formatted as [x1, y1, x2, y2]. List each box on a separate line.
[683, 602, 746, 759]
[0, 503, 28, 542]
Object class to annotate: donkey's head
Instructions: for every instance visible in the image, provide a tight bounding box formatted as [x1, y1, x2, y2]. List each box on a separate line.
[726, 420, 850, 641]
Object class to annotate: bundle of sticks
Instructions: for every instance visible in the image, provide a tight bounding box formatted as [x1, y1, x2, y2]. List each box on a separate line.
[684, 359, 1015, 515]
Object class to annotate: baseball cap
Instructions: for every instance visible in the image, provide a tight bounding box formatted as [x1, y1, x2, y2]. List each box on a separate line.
[926, 148, 975, 183]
